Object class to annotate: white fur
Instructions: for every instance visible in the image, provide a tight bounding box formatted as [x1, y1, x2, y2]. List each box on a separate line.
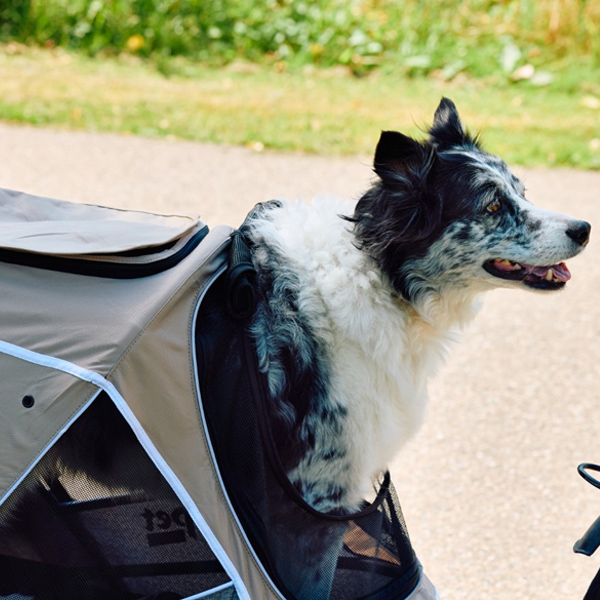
[251, 197, 475, 505]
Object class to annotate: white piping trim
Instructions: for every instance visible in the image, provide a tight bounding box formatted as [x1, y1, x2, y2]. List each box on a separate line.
[0, 339, 250, 600]
[183, 581, 235, 599]
[0, 339, 110, 388]
[192, 268, 287, 600]
[107, 384, 250, 600]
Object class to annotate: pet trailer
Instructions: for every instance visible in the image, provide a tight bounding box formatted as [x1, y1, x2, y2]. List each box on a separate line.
[0, 187, 438, 600]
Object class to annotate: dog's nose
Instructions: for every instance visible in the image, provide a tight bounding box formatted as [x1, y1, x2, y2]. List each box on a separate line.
[567, 220, 591, 247]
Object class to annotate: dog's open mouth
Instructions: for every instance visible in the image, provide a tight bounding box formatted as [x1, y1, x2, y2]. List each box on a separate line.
[483, 258, 571, 290]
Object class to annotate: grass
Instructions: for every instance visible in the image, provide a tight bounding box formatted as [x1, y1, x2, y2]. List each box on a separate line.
[3, 0, 599, 78]
[1, 44, 600, 169]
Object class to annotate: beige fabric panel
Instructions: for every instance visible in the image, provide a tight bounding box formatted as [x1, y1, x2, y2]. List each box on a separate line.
[0, 260, 176, 373]
[0, 229, 231, 374]
[109, 232, 281, 600]
[0, 187, 199, 255]
[0, 353, 99, 502]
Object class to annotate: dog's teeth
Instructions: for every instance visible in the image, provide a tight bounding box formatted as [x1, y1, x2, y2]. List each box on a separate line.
[502, 259, 512, 266]
[545, 269, 554, 281]
[513, 263, 522, 269]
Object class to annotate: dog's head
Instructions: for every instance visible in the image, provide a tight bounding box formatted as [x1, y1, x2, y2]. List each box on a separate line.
[350, 98, 590, 307]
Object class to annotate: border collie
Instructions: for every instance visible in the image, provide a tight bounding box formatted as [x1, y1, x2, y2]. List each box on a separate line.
[238, 97, 590, 596]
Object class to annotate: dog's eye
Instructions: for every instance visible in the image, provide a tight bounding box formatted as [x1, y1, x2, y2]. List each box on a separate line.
[486, 199, 502, 213]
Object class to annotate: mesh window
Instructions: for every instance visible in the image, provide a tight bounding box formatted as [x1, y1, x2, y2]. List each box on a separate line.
[0, 393, 237, 600]
[196, 274, 420, 600]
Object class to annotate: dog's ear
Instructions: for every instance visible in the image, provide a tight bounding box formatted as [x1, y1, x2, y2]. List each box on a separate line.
[352, 132, 443, 297]
[373, 131, 423, 179]
[373, 130, 436, 184]
[355, 129, 441, 264]
[429, 97, 477, 149]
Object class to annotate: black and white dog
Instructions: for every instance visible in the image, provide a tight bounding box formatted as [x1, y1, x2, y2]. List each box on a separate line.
[244, 97, 590, 513]
[239, 97, 590, 596]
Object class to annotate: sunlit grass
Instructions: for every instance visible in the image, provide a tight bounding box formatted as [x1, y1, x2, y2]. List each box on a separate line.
[1, 45, 599, 169]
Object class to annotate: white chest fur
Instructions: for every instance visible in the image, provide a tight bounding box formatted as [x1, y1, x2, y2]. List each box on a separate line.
[252, 198, 474, 508]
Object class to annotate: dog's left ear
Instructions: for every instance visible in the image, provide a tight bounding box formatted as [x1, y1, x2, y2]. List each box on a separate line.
[429, 97, 477, 149]
[373, 130, 436, 186]
[373, 130, 424, 180]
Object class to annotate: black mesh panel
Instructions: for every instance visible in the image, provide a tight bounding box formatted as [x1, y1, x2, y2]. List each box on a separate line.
[196, 273, 420, 600]
[0, 393, 237, 600]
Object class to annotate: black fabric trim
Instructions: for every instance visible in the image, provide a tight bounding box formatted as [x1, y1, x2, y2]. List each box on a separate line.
[108, 239, 178, 257]
[0, 226, 209, 279]
[113, 561, 226, 577]
[58, 493, 149, 513]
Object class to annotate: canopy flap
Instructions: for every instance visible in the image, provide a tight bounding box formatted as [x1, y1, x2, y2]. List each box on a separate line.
[0, 188, 203, 259]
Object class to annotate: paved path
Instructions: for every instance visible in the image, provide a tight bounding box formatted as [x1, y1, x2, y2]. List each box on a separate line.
[1, 124, 600, 599]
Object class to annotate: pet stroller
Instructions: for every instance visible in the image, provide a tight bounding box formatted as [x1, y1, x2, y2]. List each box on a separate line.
[0, 187, 438, 600]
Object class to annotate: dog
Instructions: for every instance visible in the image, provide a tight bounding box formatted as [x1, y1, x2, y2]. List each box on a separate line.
[237, 97, 590, 597]
[0, 98, 591, 600]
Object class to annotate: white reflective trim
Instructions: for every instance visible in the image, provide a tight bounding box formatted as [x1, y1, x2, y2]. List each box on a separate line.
[192, 268, 287, 600]
[0, 339, 110, 388]
[0, 339, 250, 600]
[0, 385, 102, 508]
[183, 581, 235, 599]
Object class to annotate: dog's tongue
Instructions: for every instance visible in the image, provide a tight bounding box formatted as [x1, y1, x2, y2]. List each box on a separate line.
[528, 262, 571, 282]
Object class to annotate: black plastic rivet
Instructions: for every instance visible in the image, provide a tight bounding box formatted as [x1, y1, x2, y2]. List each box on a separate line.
[22, 395, 35, 408]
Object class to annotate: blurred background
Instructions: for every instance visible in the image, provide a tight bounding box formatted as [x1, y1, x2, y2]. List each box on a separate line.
[1, 3, 600, 600]
[0, 0, 599, 168]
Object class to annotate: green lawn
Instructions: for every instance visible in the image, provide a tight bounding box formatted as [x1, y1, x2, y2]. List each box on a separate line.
[1, 45, 599, 169]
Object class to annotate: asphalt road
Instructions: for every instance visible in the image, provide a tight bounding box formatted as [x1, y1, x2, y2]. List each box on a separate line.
[1, 123, 599, 600]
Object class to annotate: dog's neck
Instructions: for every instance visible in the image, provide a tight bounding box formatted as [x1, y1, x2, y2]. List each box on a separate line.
[401, 284, 484, 331]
